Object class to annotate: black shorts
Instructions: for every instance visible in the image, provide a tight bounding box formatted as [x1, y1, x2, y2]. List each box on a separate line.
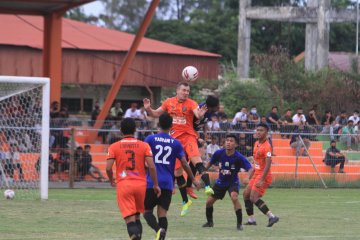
[212, 183, 239, 200]
[144, 188, 172, 211]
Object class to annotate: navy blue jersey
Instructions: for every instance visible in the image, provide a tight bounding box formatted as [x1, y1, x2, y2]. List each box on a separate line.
[210, 149, 252, 187]
[145, 132, 185, 191]
[193, 103, 215, 131]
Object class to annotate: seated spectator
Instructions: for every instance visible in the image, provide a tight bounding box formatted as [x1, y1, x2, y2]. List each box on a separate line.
[55, 149, 70, 173]
[50, 101, 60, 118]
[110, 102, 123, 120]
[206, 136, 220, 160]
[35, 152, 55, 175]
[290, 124, 311, 156]
[232, 107, 248, 125]
[80, 145, 106, 182]
[90, 102, 101, 126]
[247, 105, 260, 128]
[266, 106, 282, 131]
[124, 103, 141, 119]
[324, 140, 347, 173]
[107, 121, 122, 144]
[5, 143, 24, 182]
[219, 115, 232, 131]
[138, 106, 149, 122]
[238, 133, 253, 160]
[348, 110, 360, 125]
[320, 110, 335, 140]
[340, 120, 359, 151]
[98, 113, 114, 144]
[216, 104, 227, 121]
[334, 110, 348, 137]
[280, 109, 294, 139]
[292, 107, 307, 126]
[207, 114, 220, 131]
[74, 146, 83, 181]
[306, 108, 320, 130]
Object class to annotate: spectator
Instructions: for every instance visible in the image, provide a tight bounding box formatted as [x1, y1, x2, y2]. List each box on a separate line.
[324, 140, 347, 173]
[98, 113, 114, 144]
[207, 114, 220, 131]
[124, 103, 141, 119]
[232, 107, 248, 125]
[238, 133, 253, 159]
[306, 108, 320, 128]
[280, 109, 294, 139]
[54, 149, 70, 173]
[206, 136, 220, 160]
[110, 102, 123, 120]
[107, 121, 122, 144]
[290, 124, 311, 156]
[80, 145, 106, 182]
[5, 143, 24, 182]
[292, 107, 307, 126]
[219, 115, 232, 131]
[266, 106, 282, 131]
[35, 152, 55, 175]
[90, 102, 101, 126]
[340, 120, 359, 151]
[247, 105, 260, 128]
[321, 110, 335, 140]
[138, 106, 149, 122]
[216, 104, 227, 121]
[50, 101, 60, 118]
[348, 110, 360, 125]
[74, 146, 83, 180]
[334, 110, 348, 135]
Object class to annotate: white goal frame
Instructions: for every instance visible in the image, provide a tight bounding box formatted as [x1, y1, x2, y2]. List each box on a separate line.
[0, 76, 50, 200]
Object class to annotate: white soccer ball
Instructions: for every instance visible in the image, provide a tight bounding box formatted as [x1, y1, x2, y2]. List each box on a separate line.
[182, 66, 199, 81]
[4, 189, 15, 200]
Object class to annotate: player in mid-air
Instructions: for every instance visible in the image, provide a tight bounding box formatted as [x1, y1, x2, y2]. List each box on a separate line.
[243, 122, 279, 227]
[143, 82, 213, 217]
[143, 113, 201, 240]
[202, 134, 253, 230]
[106, 118, 161, 240]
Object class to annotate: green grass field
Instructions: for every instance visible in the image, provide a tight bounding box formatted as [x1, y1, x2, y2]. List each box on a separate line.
[1, 188, 359, 240]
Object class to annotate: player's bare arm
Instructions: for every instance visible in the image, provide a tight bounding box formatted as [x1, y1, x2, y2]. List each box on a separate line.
[105, 158, 115, 187]
[256, 156, 272, 187]
[143, 98, 165, 118]
[180, 156, 201, 190]
[145, 156, 161, 197]
[193, 104, 208, 120]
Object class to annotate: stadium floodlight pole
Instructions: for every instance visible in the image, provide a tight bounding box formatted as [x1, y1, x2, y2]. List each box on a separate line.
[299, 135, 327, 189]
[89, 0, 160, 142]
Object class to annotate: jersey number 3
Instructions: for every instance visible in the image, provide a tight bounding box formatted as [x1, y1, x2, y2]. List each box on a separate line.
[154, 145, 172, 165]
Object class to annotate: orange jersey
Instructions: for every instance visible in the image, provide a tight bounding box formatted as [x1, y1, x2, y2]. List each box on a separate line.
[253, 140, 272, 177]
[161, 96, 198, 138]
[107, 137, 152, 184]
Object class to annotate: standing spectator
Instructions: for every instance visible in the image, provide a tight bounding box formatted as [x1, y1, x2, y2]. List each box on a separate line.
[50, 101, 60, 118]
[124, 103, 141, 119]
[266, 106, 281, 131]
[340, 120, 359, 151]
[348, 110, 360, 125]
[90, 102, 101, 126]
[110, 102, 123, 120]
[292, 107, 307, 126]
[290, 124, 311, 156]
[324, 140, 347, 173]
[248, 105, 260, 128]
[206, 136, 220, 161]
[232, 107, 248, 125]
[74, 146, 83, 180]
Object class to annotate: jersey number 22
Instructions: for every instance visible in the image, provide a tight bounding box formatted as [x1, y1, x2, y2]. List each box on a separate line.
[154, 145, 172, 165]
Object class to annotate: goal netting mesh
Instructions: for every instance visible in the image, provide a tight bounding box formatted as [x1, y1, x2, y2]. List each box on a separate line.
[0, 77, 49, 200]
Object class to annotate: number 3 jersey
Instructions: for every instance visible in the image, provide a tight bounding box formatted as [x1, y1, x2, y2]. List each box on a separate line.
[210, 149, 252, 187]
[107, 137, 152, 184]
[145, 132, 185, 191]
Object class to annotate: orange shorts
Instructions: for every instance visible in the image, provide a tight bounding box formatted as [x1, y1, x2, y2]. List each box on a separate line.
[116, 180, 146, 219]
[175, 134, 200, 170]
[248, 174, 272, 197]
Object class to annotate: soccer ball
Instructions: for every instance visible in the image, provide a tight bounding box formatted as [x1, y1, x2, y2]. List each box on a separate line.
[4, 189, 15, 200]
[182, 66, 199, 81]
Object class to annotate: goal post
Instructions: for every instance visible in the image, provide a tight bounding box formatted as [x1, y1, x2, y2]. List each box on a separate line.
[0, 76, 50, 200]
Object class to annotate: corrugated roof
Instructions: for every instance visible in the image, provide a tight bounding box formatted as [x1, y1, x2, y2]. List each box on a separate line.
[0, 14, 220, 57]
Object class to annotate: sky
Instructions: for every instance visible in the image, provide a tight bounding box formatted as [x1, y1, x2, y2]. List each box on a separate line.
[82, 1, 104, 17]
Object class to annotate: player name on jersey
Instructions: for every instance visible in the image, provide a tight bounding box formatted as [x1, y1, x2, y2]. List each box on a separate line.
[154, 137, 175, 144]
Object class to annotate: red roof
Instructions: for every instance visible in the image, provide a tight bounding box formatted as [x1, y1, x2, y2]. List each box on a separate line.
[0, 14, 220, 57]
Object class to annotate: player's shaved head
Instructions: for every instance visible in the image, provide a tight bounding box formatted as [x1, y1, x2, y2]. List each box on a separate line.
[120, 118, 136, 135]
[159, 113, 173, 131]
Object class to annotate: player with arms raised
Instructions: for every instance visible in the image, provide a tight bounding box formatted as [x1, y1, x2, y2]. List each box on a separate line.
[243, 123, 279, 227]
[143, 82, 213, 216]
[106, 118, 161, 240]
[143, 113, 201, 240]
[202, 134, 253, 230]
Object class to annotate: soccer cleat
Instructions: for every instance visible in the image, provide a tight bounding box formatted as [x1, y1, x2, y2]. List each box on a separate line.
[202, 222, 214, 228]
[155, 228, 166, 240]
[186, 187, 198, 199]
[244, 221, 257, 226]
[237, 224, 244, 231]
[204, 186, 214, 196]
[267, 216, 279, 227]
[180, 200, 192, 216]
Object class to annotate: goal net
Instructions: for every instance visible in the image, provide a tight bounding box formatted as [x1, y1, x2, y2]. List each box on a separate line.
[0, 76, 49, 200]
